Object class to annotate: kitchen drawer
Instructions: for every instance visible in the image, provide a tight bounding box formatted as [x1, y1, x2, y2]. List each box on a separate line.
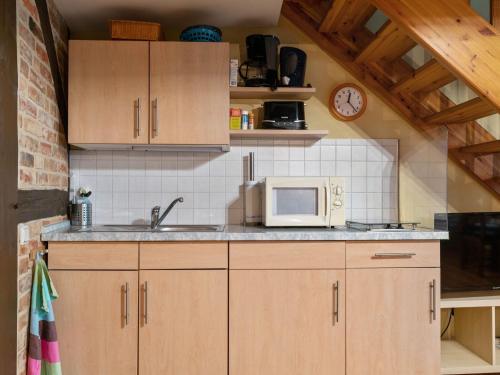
[48, 242, 139, 270]
[346, 241, 440, 268]
[230, 241, 345, 269]
[140, 242, 228, 269]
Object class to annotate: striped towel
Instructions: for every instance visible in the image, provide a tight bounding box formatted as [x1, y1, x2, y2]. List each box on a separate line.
[27, 254, 62, 375]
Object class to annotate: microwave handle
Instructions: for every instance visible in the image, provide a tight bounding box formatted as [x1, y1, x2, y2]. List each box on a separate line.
[325, 185, 331, 218]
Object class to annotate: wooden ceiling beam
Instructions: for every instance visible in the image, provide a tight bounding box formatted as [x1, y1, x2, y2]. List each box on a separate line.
[371, 0, 500, 111]
[391, 59, 455, 95]
[319, 0, 376, 34]
[424, 97, 496, 124]
[355, 21, 416, 63]
[460, 140, 500, 155]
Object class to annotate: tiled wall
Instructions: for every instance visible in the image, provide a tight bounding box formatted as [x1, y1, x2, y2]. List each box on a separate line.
[70, 138, 399, 225]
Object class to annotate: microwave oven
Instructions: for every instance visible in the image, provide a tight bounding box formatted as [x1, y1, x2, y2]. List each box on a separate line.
[262, 177, 345, 227]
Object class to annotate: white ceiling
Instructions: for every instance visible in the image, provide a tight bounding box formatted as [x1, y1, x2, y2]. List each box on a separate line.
[54, 0, 284, 37]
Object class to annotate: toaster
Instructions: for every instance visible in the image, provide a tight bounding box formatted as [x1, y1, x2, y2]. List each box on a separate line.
[262, 101, 307, 130]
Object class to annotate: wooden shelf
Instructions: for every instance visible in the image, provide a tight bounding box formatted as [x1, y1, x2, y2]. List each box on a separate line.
[441, 340, 498, 374]
[441, 295, 500, 309]
[229, 129, 329, 140]
[230, 86, 316, 100]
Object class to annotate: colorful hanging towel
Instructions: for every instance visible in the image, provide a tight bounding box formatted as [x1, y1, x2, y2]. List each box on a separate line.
[27, 254, 62, 375]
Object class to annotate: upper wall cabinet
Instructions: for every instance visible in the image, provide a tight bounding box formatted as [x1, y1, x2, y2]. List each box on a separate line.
[68, 41, 230, 149]
[68, 41, 150, 145]
[150, 42, 229, 146]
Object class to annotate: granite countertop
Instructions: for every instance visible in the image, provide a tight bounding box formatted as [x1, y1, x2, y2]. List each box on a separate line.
[41, 221, 449, 242]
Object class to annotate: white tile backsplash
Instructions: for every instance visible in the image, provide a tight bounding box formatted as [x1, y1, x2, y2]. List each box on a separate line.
[70, 139, 399, 225]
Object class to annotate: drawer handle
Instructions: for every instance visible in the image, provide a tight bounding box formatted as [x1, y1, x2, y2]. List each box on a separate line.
[134, 98, 140, 137]
[333, 281, 339, 325]
[152, 98, 158, 137]
[373, 252, 416, 259]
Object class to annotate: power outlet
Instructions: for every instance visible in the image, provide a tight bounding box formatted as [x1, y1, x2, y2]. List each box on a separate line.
[19, 224, 30, 245]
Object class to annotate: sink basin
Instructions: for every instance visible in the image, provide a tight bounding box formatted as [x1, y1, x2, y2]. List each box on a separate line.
[71, 224, 224, 232]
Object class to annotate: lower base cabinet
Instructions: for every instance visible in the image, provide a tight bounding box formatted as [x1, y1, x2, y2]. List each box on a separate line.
[230, 270, 346, 375]
[346, 268, 441, 375]
[51, 271, 139, 375]
[138, 270, 228, 375]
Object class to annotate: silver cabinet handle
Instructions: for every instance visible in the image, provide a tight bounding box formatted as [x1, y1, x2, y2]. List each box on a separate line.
[373, 252, 416, 259]
[430, 279, 436, 321]
[135, 98, 141, 137]
[333, 281, 339, 325]
[123, 282, 129, 325]
[152, 98, 158, 138]
[143, 281, 149, 325]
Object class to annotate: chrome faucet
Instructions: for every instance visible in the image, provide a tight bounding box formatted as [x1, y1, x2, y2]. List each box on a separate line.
[150, 197, 184, 229]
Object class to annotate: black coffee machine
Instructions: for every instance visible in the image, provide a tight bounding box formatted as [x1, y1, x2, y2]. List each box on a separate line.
[239, 34, 280, 88]
[280, 47, 307, 87]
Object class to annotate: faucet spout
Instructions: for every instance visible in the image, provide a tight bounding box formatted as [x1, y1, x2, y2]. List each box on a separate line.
[150, 197, 184, 229]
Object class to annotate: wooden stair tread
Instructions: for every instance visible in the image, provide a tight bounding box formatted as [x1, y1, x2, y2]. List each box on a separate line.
[319, 0, 376, 34]
[371, 0, 500, 111]
[355, 21, 416, 63]
[460, 140, 500, 155]
[424, 98, 496, 124]
[391, 59, 455, 94]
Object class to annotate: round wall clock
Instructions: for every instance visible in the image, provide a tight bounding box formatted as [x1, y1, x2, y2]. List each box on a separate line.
[329, 83, 367, 121]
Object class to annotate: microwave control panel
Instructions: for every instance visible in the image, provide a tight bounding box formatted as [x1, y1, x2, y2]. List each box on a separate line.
[330, 177, 346, 227]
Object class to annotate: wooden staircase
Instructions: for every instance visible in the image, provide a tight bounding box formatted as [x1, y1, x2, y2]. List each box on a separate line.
[282, 0, 500, 197]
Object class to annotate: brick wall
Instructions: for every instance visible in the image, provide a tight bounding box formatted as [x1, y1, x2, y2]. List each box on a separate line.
[16, 0, 69, 374]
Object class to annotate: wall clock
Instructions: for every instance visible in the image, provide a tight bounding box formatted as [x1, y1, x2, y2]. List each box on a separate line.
[329, 83, 367, 121]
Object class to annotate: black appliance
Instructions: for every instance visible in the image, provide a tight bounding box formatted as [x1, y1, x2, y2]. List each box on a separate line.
[280, 47, 307, 87]
[440, 212, 500, 293]
[262, 101, 307, 130]
[239, 34, 280, 88]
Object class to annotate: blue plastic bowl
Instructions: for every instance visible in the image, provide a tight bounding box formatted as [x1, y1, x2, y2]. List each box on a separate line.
[180, 25, 222, 42]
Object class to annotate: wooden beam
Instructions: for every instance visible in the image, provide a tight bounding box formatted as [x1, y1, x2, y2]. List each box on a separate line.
[16, 190, 68, 223]
[371, 0, 500, 111]
[319, 0, 376, 34]
[391, 59, 455, 94]
[34, 0, 68, 138]
[460, 140, 500, 155]
[355, 21, 416, 63]
[424, 98, 496, 124]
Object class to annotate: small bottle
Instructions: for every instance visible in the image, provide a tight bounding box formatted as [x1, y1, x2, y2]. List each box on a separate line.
[248, 112, 255, 130]
[241, 110, 249, 130]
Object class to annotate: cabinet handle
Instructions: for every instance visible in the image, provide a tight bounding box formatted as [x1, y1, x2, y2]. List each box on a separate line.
[123, 282, 129, 326]
[135, 98, 141, 137]
[373, 252, 416, 259]
[152, 98, 158, 138]
[430, 279, 436, 321]
[143, 281, 149, 325]
[333, 281, 339, 325]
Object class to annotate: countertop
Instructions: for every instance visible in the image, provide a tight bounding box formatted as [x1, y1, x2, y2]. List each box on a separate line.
[41, 221, 449, 242]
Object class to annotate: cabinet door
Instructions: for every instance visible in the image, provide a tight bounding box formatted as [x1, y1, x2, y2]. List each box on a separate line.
[50, 271, 138, 375]
[139, 270, 227, 375]
[68, 40, 149, 144]
[150, 42, 229, 145]
[346, 268, 440, 375]
[230, 270, 345, 375]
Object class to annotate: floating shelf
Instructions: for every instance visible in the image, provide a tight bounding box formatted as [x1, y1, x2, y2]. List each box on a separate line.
[230, 129, 328, 140]
[230, 86, 316, 100]
[441, 340, 498, 375]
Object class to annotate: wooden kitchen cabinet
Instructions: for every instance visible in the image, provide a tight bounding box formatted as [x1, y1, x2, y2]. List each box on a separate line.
[139, 270, 228, 375]
[50, 270, 138, 375]
[150, 42, 229, 146]
[230, 269, 346, 375]
[346, 267, 441, 375]
[68, 41, 150, 145]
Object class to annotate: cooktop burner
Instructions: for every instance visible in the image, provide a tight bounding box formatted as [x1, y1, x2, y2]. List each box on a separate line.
[346, 221, 419, 231]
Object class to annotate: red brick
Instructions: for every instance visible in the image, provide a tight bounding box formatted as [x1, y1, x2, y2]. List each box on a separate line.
[39, 142, 52, 156]
[19, 132, 39, 152]
[19, 59, 30, 79]
[19, 168, 33, 185]
[36, 172, 49, 186]
[35, 42, 49, 64]
[18, 23, 35, 49]
[22, 0, 39, 21]
[19, 152, 34, 167]
[19, 97, 37, 119]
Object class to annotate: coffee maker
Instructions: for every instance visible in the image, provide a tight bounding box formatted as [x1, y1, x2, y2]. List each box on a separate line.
[239, 34, 280, 88]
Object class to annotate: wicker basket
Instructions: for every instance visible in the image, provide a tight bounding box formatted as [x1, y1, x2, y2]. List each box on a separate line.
[109, 20, 162, 41]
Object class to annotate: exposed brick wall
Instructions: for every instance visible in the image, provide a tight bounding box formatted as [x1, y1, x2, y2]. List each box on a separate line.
[16, 0, 69, 374]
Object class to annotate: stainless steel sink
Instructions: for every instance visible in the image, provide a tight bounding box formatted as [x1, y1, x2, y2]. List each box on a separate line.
[71, 225, 224, 232]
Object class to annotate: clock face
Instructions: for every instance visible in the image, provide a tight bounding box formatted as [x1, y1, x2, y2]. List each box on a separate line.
[329, 83, 367, 121]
